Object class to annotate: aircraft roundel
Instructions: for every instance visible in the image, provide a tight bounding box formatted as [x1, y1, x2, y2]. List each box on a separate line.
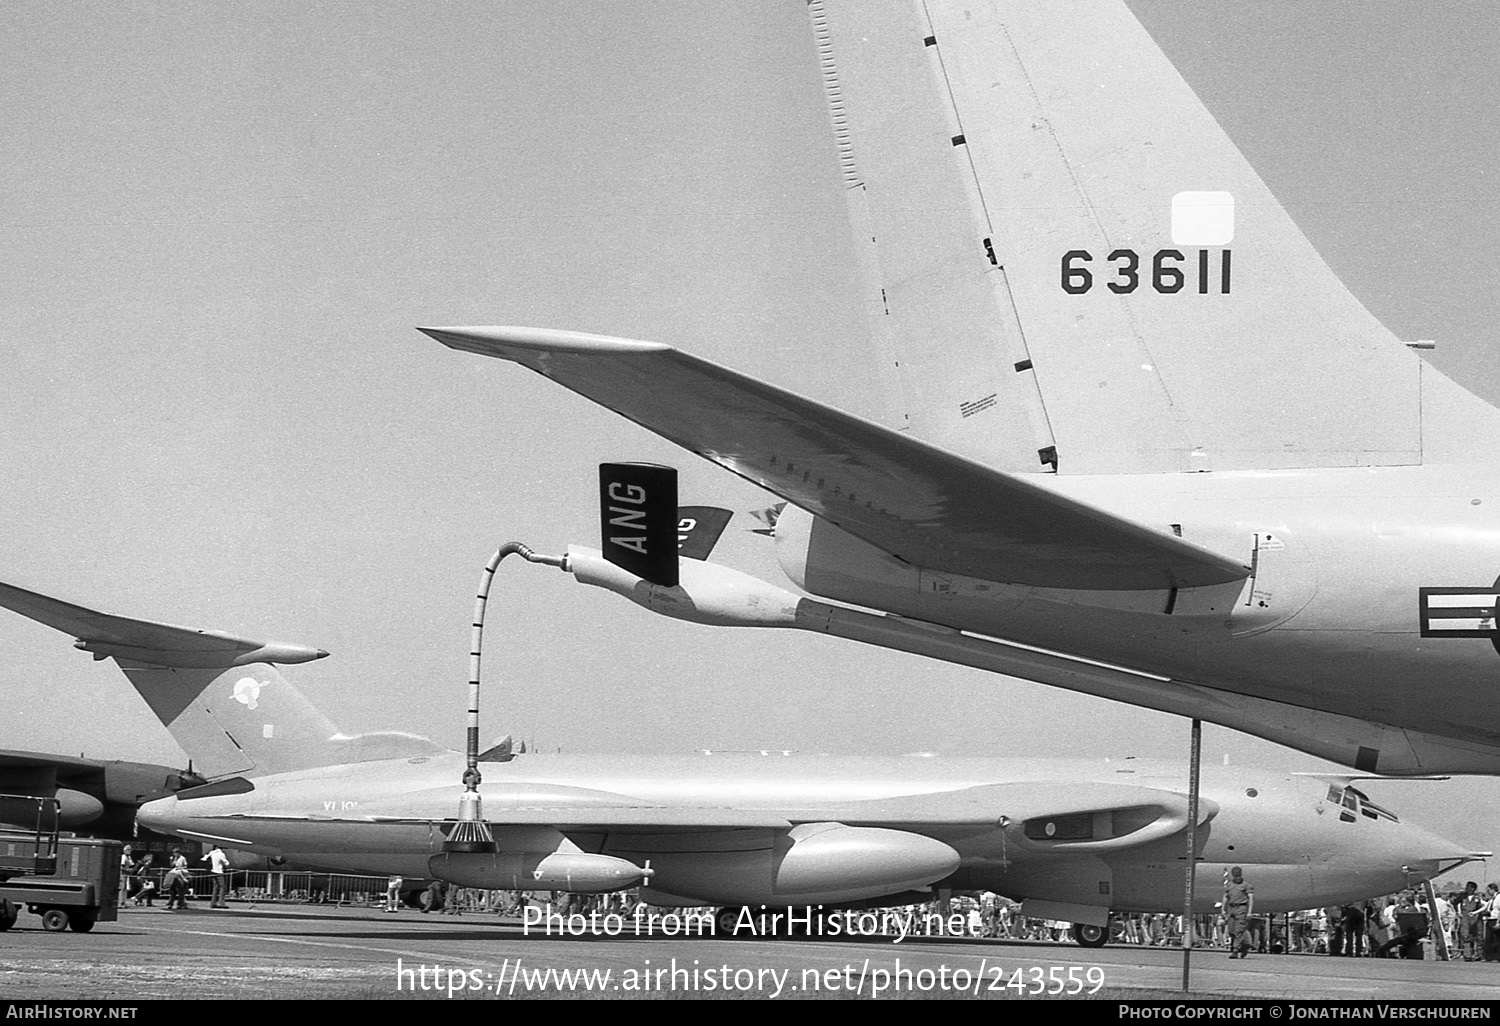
[233, 677, 265, 710]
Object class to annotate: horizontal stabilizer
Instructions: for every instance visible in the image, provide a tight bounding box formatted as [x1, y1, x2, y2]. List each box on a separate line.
[0, 580, 328, 668]
[0, 579, 341, 779]
[421, 325, 1248, 591]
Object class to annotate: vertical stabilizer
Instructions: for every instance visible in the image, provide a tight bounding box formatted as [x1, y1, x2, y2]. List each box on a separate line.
[808, 0, 1500, 473]
[113, 660, 338, 779]
[0, 580, 338, 780]
[808, 0, 1057, 474]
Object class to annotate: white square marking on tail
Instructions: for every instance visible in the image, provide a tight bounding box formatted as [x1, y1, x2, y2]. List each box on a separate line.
[1172, 191, 1234, 245]
[263, 724, 274, 738]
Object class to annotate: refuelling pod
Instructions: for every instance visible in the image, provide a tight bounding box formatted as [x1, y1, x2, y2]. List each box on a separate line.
[567, 545, 801, 628]
[429, 851, 649, 893]
[623, 823, 961, 907]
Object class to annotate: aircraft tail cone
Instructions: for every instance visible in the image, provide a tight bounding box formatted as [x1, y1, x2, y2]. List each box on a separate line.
[443, 789, 496, 854]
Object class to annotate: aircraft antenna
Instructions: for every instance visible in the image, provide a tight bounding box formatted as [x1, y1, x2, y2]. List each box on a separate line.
[443, 542, 566, 855]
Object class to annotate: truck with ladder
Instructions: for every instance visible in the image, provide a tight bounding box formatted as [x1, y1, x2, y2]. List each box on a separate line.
[0, 795, 121, 932]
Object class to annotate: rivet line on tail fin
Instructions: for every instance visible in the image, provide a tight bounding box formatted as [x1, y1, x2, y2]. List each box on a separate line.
[808, 0, 861, 188]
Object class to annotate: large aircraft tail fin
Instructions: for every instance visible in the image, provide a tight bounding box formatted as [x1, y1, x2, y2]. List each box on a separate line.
[0, 580, 341, 780]
[807, 0, 1500, 473]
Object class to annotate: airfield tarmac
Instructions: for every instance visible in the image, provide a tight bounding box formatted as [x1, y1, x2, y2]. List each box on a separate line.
[2, 903, 1498, 1001]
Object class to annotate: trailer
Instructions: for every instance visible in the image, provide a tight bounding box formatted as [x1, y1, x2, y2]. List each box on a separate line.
[0, 795, 121, 933]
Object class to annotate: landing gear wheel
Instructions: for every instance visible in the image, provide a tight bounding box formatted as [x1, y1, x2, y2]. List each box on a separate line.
[40, 908, 69, 933]
[67, 911, 97, 933]
[715, 906, 746, 938]
[1072, 922, 1108, 948]
[0, 898, 16, 931]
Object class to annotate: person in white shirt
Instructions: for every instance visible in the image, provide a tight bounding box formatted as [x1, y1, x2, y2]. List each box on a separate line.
[1485, 884, 1500, 962]
[164, 848, 190, 910]
[119, 845, 134, 905]
[201, 845, 230, 909]
[1433, 893, 1456, 957]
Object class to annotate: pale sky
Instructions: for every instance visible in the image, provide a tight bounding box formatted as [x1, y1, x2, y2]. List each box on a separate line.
[2, 2, 1498, 862]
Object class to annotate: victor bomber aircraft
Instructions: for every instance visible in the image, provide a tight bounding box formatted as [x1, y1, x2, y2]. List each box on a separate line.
[420, 0, 1500, 776]
[0, 578, 1474, 941]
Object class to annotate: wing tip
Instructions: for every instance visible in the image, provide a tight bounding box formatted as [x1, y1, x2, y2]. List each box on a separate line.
[417, 325, 672, 358]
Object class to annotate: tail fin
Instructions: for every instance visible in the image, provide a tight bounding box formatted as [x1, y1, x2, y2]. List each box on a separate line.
[0, 580, 340, 780]
[808, 0, 1500, 473]
[676, 506, 733, 561]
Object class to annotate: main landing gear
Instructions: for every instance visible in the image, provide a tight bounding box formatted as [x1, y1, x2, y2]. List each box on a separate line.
[1072, 921, 1109, 948]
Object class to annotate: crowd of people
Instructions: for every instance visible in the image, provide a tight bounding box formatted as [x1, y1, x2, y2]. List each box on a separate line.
[416, 880, 1500, 961]
[116, 852, 1500, 962]
[1053, 882, 1500, 962]
[1276, 883, 1500, 962]
[118, 843, 229, 910]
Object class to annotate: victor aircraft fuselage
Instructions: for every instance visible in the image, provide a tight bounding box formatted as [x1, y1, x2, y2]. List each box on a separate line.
[138, 753, 1467, 917]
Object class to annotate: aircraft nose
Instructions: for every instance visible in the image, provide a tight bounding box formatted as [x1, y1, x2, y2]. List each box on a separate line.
[136, 793, 179, 834]
[1391, 820, 1482, 884]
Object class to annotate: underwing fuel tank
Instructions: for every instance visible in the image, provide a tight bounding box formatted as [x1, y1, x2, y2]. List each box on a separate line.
[766, 823, 961, 901]
[624, 823, 962, 907]
[428, 851, 649, 893]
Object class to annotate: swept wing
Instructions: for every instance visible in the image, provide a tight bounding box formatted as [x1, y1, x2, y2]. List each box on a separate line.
[420, 325, 1246, 592]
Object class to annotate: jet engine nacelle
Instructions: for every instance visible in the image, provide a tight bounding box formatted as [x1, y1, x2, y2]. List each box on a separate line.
[428, 850, 649, 893]
[52, 788, 106, 827]
[0, 788, 104, 829]
[630, 823, 960, 907]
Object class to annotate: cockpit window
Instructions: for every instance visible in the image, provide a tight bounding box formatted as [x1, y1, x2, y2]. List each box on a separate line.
[1346, 785, 1399, 823]
[1325, 783, 1399, 823]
